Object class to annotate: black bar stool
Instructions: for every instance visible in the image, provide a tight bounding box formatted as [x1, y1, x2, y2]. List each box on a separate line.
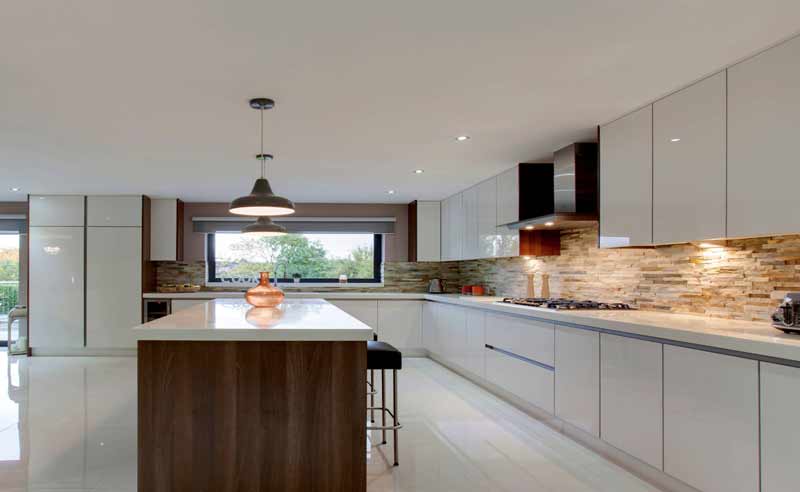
[366, 340, 402, 466]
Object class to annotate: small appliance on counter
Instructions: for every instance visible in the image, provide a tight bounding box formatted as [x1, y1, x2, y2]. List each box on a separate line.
[428, 278, 444, 293]
[461, 285, 486, 296]
[772, 293, 800, 334]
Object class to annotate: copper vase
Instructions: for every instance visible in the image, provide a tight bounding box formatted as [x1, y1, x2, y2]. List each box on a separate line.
[245, 272, 285, 308]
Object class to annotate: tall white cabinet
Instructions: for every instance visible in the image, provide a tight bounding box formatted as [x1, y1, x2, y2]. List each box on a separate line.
[653, 71, 726, 244]
[727, 35, 800, 238]
[86, 197, 143, 348]
[29, 195, 146, 352]
[599, 106, 653, 248]
[29, 196, 86, 349]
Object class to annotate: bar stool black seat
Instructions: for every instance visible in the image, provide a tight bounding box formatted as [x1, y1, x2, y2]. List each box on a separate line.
[367, 341, 402, 370]
[366, 340, 402, 466]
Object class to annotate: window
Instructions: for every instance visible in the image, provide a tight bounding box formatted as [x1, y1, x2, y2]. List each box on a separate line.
[206, 233, 382, 284]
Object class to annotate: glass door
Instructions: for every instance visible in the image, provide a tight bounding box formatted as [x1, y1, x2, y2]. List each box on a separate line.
[0, 235, 20, 347]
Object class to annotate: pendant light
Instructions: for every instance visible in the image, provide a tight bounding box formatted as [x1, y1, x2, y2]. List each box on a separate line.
[229, 98, 296, 217]
[242, 215, 287, 236]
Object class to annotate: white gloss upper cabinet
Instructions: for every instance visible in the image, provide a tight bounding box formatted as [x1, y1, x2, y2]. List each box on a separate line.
[413, 201, 441, 262]
[440, 198, 452, 261]
[477, 178, 498, 258]
[328, 300, 378, 330]
[377, 300, 422, 351]
[496, 167, 519, 226]
[599, 106, 652, 248]
[600, 334, 663, 470]
[760, 362, 800, 492]
[151, 198, 183, 261]
[663, 345, 758, 492]
[29, 227, 85, 348]
[86, 227, 142, 348]
[653, 72, 726, 244]
[728, 35, 800, 238]
[87, 196, 142, 227]
[443, 193, 465, 261]
[554, 327, 599, 437]
[461, 186, 479, 260]
[28, 195, 85, 227]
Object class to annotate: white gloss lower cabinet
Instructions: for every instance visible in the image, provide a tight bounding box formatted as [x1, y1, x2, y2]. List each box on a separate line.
[554, 327, 599, 437]
[29, 227, 85, 349]
[440, 303, 467, 368]
[484, 313, 554, 367]
[328, 300, 378, 330]
[600, 334, 663, 470]
[86, 227, 142, 348]
[663, 346, 759, 492]
[464, 308, 485, 378]
[376, 301, 422, 351]
[422, 302, 439, 354]
[760, 362, 800, 492]
[485, 347, 554, 414]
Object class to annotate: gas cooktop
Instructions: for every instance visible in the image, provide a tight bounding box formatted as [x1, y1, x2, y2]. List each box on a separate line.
[499, 298, 634, 310]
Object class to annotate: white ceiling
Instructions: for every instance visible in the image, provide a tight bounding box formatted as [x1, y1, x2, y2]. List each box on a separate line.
[2, 1, 799, 204]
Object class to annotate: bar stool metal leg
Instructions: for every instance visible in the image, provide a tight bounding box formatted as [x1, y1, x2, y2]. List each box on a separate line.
[381, 369, 387, 444]
[370, 370, 375, 423]
[393, 369, 399, 466]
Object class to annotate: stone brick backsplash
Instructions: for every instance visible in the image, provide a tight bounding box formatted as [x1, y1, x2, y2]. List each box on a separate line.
[460, 225, 800, 322]
[154, 260, 461, 293]
[155, 225, 800, 321]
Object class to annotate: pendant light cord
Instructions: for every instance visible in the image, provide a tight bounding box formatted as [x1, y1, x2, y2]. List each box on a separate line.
[260, 107, 266, 179]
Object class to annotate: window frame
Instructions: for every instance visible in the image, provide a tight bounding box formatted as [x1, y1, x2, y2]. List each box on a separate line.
[206, 232, 383, 284]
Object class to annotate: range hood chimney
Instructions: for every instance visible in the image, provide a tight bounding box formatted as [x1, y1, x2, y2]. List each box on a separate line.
[507, 142, 598, 230]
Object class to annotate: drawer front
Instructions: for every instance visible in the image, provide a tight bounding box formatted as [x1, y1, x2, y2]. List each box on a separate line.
[485, 347, 554, 414]
[485, 312, 555, 367]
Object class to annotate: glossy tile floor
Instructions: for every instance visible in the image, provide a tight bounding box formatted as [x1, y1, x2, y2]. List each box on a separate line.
[0, 350, 661, 492]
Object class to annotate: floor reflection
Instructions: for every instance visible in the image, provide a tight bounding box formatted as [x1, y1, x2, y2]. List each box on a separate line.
[0, 351, 660, 492]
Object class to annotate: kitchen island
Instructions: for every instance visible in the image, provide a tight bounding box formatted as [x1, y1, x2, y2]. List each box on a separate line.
[134, 298, 371, 492]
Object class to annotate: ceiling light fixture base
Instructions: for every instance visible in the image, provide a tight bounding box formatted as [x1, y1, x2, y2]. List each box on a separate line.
[249, 98, 275, 110]
[256, 154, 274, 161]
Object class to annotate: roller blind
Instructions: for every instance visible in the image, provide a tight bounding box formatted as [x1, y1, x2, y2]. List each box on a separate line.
[192, 216, 396, 234]
[0, 215, 27, 234]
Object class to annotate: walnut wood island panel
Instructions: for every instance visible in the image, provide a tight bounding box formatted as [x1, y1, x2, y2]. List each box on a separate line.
[134, 299, 371, 492]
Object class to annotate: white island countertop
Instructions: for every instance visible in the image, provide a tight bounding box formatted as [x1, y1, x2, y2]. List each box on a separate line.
[133, 298, 374, 342]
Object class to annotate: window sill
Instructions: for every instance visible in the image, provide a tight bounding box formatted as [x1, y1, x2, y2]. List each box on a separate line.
[205, 282, 385, 289]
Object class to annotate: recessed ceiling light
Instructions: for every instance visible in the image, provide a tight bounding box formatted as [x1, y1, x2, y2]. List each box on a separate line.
[544, 221, 555, 227]
[456, 135, 470, 142]
[524, 225, 534, 230]
[414, 169, 424, 174]
[387, 190, 396, 195]
[670, 138, 681, 142]
[9, 187, 20, 192]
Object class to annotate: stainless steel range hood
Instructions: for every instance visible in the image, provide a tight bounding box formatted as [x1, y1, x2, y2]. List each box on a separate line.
[506, 143, 598, 231]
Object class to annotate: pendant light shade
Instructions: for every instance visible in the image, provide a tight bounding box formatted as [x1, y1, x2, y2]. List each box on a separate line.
[230, 177, 296, 217]
[229, 98, 296, 217]
[241, 216, 288, 236]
